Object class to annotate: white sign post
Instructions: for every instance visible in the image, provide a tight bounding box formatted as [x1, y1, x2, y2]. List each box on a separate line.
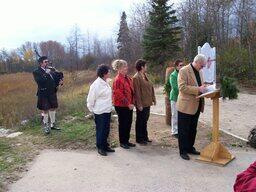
[198, 42, 216, 87]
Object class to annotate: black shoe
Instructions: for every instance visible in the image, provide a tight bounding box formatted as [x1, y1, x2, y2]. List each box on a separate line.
[106, 147, 115, 152]
[172, 134, 178, 139]
[145, 139, 152, 143]
[51, 123, 61, 131]
[188, 149, 200, 155]
[98, 149, 107, 156]
[120, 143, 130, 149]
[137, 141, 147, 145]
[180, 153, 190, 160]
[127, 142, 136, 147]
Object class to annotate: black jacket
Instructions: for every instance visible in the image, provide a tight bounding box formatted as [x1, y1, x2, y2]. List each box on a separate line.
[33, 67, 57, 97]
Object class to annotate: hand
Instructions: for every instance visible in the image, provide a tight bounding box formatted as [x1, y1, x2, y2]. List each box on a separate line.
[45, 68, 51, 74]
[138, 106, 143, 111]
[128, 104, 135, 110]
[59, 79, 64, 86]
[198, 85, 207, 94]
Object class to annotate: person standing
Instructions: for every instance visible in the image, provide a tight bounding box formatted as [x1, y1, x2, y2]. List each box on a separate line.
[33, 56, 61, 134]
[169, 60, 184, 138]
[112, 59, 136, 149]
[132, 59, 156, 145]
[177, 54, 207, 160]
[87, 65, 115, 156]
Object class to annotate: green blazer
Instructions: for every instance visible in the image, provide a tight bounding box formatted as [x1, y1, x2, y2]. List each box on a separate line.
[169, 70, 179, 102]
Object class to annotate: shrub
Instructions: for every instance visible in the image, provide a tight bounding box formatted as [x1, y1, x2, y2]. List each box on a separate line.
[220, 76, 239, 100]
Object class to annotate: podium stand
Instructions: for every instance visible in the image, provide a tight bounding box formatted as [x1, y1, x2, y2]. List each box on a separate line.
[196, 90, 235, 166]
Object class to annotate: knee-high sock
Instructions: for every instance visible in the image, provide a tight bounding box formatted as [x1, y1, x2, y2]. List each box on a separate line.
[43, 113, 49, 125]
[49, 110, 56, 127]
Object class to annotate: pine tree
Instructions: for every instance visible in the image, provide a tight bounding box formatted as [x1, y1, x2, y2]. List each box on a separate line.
[142, 0, 181, 69]
[117, 11, 132, 62]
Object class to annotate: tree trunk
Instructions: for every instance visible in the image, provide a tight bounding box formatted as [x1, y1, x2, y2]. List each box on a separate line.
[165, 67, 174, 125]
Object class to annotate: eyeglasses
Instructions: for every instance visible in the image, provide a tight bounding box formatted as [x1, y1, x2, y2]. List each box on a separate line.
[44, 60, 49, 63]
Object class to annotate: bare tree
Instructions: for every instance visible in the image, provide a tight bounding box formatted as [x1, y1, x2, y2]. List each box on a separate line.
[67, 24, 82, 70]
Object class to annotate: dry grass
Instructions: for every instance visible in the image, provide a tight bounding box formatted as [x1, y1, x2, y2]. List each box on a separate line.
[0, 70, 96, 128]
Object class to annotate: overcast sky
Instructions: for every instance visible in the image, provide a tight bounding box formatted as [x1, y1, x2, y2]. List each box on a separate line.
[0, 0, 180, 50]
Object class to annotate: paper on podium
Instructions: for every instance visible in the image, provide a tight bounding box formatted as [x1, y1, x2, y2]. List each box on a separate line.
[197, 85, 220, 98]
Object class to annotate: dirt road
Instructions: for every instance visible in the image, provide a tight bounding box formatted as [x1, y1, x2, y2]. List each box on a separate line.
[9, 148, 255, 192]
[152, 87, 256, 140]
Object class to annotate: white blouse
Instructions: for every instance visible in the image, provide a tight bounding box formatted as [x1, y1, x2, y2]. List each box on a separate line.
[86, 77, 112, 115]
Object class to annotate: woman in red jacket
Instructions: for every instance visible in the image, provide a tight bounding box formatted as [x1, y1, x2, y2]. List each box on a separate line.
[234, 161, 256, 192]
[112, 59, 136, 149]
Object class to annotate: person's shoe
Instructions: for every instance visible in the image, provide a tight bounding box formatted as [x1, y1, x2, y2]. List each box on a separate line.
[172, 134, 178, 139]
[127, 142, 136, 147]
[44, 127, 51, 135]
[145, 139, 152, 143]
[98, 149, 107, 156]
[43, 124, 51, 135]
[106, 147, 115, 152]
[137, 141, 147, 145]
[188, 149, 200, 155]
[120, 143, 130, 149]
[180, 153, 190, 160]
[51, 123, 61, 131]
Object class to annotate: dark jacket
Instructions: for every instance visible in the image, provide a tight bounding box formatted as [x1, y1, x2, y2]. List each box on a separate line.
[33, 67, 56, 97]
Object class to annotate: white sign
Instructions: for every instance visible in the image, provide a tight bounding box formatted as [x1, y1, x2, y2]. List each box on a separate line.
[198, 42, 216, 84]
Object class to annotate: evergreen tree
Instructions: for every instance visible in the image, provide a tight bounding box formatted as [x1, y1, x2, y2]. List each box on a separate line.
[117, 11, 132, 62]
[142, 0, 181, 69]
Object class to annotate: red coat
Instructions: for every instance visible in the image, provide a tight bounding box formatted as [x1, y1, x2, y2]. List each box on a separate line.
[112, 73, 134, 107]
[234, 161, 256, 192]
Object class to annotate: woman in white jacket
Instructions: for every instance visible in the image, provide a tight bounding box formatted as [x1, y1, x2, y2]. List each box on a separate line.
[87, 64, 115, 156]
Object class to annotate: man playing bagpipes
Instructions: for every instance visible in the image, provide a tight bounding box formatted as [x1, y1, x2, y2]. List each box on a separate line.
[33, 55, 63, 134]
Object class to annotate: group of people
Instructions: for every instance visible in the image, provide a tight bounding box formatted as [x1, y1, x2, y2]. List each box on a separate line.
[86, 54, 209, 159]
[33, 54, 209, 160]
[87, 59, 156, 156]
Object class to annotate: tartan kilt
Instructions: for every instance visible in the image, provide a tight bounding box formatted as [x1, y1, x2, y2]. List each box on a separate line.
[37, 94, 58, 110]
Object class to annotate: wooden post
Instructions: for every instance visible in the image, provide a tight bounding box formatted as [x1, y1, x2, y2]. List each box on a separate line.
[212, 96, 219, 142]
[196, 90, 235, 166]
[165, 67, 174, 125]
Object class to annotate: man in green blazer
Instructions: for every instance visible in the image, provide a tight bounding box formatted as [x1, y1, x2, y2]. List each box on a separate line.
[169, 60, 184, 138]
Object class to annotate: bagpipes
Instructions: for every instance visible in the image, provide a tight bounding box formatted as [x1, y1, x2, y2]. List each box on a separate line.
[35, 49, 64, 86]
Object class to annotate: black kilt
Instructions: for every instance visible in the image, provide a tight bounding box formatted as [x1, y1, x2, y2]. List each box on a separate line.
[37, 94, 58, 110]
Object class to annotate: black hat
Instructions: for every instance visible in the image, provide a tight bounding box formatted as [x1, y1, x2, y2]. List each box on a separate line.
[38, 56, 48, 64]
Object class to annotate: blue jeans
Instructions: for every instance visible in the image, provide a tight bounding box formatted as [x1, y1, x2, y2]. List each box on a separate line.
[94, 113, 111, 150]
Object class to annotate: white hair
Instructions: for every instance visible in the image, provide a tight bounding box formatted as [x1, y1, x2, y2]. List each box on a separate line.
[111, 59, 127, 71]
[193, 54, 207, 63]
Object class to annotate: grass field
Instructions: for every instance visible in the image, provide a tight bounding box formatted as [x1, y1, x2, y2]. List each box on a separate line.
[0, 70, 100, 190]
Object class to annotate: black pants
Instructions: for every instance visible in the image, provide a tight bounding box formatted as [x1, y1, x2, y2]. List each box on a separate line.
[135, 107, 150, 142]
[115, 106, 133, 144]
[94, 113, 111, 150]
[178, 109, 200, 155]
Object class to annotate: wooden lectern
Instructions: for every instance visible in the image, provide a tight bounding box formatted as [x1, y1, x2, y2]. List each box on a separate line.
[196, 89, 235, 166]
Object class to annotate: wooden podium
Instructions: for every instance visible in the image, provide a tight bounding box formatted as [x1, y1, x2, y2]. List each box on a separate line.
[196, 90, 235, 166]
